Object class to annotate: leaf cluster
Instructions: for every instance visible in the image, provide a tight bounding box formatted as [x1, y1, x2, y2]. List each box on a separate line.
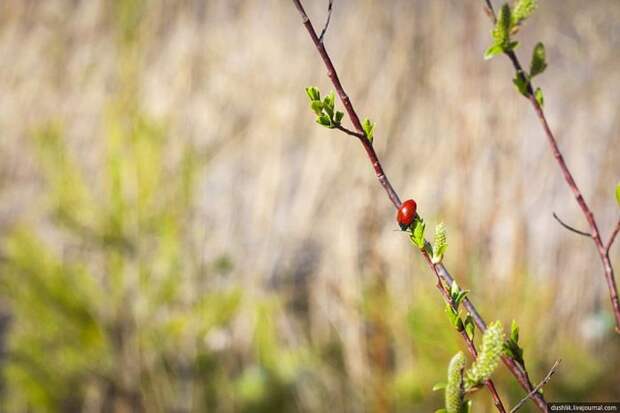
[305, 86, 344, 129]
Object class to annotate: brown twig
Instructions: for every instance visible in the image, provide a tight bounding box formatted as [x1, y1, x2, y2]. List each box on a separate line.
[606, 219, 620, 255]
[291, 1, 549, 410]
[510, 360, 561, 413]
[552, 212, 591, 238]
[335, 124, 364, 139]
[481, 0, 620, 332]
[318, 0, 334, 43]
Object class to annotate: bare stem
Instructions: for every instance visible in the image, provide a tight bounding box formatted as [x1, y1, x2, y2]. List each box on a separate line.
[292, 1, 550, 410]
[510, 360, 561, 413]
[481, 0, 620, 331]
[606, 219, 620, 255]
[552, 212, 591, 238]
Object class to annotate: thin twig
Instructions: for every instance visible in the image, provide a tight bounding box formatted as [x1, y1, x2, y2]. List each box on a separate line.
[552, 212, 591, 238]
[483, 0, 497, 23]
[510, 360, 561, 413]
[481, 0, 620, 332]
[606, 219, 620, 255]
[318, 0, 334, 43]
[336, 124, 364, 139]
[291, 1, 548, 411]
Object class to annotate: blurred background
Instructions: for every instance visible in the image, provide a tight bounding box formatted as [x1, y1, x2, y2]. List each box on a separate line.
[0, 0, 619, 411]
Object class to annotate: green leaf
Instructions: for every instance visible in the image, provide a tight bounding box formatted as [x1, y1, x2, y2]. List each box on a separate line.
[494, 4, 512, 47]
[335, 111, 344, 125]
[512, 74, 530, 97]
[485, 4, 519, 59]
[316, 114, 332, 128]
[433, 382, 447, 391]
[455, 317, 465, 332]
[512, 0, 537, 27]
[463, 400, 473, 413]
[410, 217, 426, 249]
[445, 304, 460, 327]
[464, 316, 475, 340]
[454, 290, 469, 308]
[507, 40, 520, 51]
[530, 42, 547, 77]
[323, 92, 335, 117]
[450, 280, 460, 300]
[484, 44, 504, 60]
[311, 100, 324, 116]
[510, 320, 520, 343]
[305, 86, 320, 102]
[503, 337, 524, 366]
[535, 87, 544, 107]
[362, 118, 375, 143]
[435, 410, 448, 413]
[616, 183, 620, 207]
[432, 223, 448, 264]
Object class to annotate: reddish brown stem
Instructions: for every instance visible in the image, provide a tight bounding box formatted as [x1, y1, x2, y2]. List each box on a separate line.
[482, 1, 620, 332]
[292, 0, 401, 210]
[291, 1, 549, 410]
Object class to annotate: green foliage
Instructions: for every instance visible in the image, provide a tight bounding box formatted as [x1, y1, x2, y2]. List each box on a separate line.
[0, 97, 250, 410]
[305, 87, 344, 129]
[503, 320, 525, 365]
[410, 217, 426, 250]
[616, 183, 620, 207]
[530, 42, 547, 77]
[484, 4, 518, 59]
[512, 73, 529, 97]
[362, 118, 375, 143]
[305, 86, 321, 102]
[1, 230, 108, 411]
[444, 281, 470, 332]
[463, 316, 475, 341]
[450, 281, 469, 310]
[445, 352, 466, 413]
[432, 223, 448, 264]
[535, 87, 544, 107]
[465, 321, 505, 389]
[512, 0, 537, 28]
[485, 1, 538, 59]
[511, 44, 546, 102]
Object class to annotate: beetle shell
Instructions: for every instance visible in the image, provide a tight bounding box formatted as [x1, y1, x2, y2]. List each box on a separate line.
[397, 199, 417, 230]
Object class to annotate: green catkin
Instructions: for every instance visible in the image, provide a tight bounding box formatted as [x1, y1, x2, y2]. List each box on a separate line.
[493, 4, 512, 47]
[433, 223, 447, 262]
[445, 352, 466, 413]
[512, 0, 537, 26]
[465, 321, 505, 389]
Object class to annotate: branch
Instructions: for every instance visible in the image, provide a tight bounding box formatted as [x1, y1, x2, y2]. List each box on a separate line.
[291, 1, 549, 410]
[318, 0, 334, 43]
[552, 212, 591, 238]
[510, 360, 561, 413]
[606, 218, 620, 255]
[335, 124, 365, 139]
[435, 281, 507, 413]
[481, 0, 620, 332]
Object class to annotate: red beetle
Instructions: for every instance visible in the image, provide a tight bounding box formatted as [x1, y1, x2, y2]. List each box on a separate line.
[397, 199, 417, 230]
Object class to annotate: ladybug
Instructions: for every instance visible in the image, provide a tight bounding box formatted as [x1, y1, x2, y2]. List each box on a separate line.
[397, 199, 417, 230]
